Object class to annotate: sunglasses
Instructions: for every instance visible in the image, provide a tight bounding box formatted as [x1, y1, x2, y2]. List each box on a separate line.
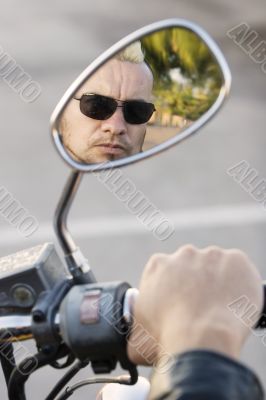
[74, 93, 155, 125]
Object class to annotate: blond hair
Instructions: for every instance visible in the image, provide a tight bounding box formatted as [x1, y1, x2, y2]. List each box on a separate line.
[115, 41, 145, 63]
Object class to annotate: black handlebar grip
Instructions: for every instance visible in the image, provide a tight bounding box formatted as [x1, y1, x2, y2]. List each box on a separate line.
[255, 283, 266, 329]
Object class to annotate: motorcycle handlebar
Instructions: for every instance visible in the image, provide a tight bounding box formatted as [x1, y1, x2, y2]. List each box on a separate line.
[0, 314, 61, 344]
[255, 283, 266, 329]
[1, 284, 266, 345]
[0, 287, 137, 345]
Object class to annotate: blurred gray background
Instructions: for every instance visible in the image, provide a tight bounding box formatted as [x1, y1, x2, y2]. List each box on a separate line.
[0, 0, 266, 398]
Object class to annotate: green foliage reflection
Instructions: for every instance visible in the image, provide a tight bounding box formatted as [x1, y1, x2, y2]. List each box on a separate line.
[141, 28, 223, 123]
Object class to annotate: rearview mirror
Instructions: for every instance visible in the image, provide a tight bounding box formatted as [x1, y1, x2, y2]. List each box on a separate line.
[50, 19, 231, 172]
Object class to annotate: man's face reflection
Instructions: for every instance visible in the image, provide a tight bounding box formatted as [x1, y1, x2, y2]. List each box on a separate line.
[61, 59, 153, 164]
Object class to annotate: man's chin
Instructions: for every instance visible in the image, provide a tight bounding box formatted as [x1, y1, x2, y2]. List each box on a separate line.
[66, 146, 139, 164]
[83, 153, 126, 164]
[82, 147, 130, 163]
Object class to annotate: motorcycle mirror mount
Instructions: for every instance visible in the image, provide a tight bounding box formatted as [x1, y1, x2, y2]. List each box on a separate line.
[50, 18, 231, 280]
[53, 170, 96, 283]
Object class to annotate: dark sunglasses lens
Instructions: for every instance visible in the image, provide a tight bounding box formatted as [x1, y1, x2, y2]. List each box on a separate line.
[79, 95, 116, 120]
[124, 101, 155, 124]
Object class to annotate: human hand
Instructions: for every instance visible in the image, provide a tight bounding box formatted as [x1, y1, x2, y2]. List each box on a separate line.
[127, 245, 263, 366]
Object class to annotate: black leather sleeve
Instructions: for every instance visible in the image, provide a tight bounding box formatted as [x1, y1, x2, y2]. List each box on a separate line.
[149, 350, 264, 400]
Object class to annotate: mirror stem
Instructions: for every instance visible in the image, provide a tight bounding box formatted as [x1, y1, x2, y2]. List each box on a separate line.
[54, 170, 81, 254]
[54, 171, 96, 283]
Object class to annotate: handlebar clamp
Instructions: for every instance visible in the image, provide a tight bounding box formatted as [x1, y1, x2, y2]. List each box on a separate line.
[59, 281, 135, 375]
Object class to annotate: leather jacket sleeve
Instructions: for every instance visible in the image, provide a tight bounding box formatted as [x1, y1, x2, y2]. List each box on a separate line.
[149, 350, 264, 400]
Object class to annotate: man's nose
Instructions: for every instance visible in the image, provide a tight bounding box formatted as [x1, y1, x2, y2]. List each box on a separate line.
[101, 107, 127, 135]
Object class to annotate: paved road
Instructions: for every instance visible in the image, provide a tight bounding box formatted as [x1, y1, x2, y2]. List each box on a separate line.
[0, 0, 266, 398]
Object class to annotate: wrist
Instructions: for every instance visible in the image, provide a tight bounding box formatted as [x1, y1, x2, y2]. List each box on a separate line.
[159, 320, 241, 361]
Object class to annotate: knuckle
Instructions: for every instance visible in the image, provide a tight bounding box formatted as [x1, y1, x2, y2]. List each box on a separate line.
[145, 252, 167, 274]
[203, 245, 223, 258]
[178, 244, 197, 257]
[226, 249, 256, 276]
[226, 248, 249, 263]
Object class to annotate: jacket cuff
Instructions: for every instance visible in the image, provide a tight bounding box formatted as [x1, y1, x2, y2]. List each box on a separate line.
[149, 350, 264, 400]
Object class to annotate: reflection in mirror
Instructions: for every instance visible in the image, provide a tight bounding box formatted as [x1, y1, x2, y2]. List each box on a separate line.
[59, 27, 223, 164]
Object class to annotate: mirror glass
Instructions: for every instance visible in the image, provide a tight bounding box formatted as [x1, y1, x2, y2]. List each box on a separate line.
[58, 27, 224, 165]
